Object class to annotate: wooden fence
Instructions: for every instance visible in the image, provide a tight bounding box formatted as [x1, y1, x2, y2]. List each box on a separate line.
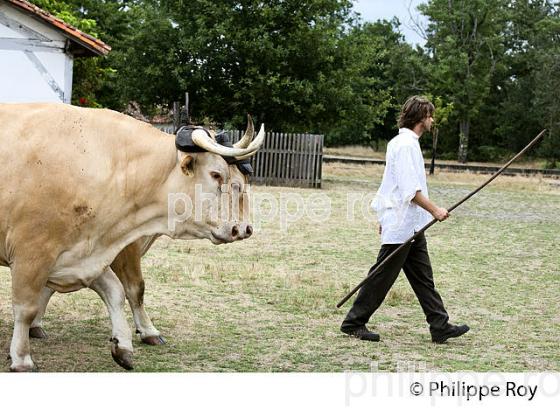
[226, 130, 323, 188]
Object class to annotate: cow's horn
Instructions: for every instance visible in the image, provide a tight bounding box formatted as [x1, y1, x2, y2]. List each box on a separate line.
[191, 126, 264, 157]
[233, 114, 254, 149]
[235, 124, 265, 160]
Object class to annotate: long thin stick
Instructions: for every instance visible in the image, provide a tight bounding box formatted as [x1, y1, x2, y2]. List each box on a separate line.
[336, 129, 547, 309]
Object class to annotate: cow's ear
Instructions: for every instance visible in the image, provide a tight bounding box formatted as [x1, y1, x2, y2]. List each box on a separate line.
[180, 154, 195, 176]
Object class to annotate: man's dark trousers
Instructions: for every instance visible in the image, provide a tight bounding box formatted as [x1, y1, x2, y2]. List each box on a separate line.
[341, 232, 449, 333]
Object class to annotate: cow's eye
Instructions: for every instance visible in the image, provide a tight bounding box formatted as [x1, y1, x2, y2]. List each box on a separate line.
[210, 171, 223, 183]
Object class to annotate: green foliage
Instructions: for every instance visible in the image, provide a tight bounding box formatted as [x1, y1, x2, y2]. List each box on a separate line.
[337, 19, 434, 146]
[32, 0, 99, 34]
[421, 94, 454, 155]
[473, 145, 513, 162]
[432, 96, 453, 129]
[323, 21, 398, 145]
[159, 0, 366, 132]
[26, 0, 559, 167]
[72, 59, 117, 108]
[488, 1, 560, 166]
[420, 0, 508, 162]
[30, 0, 116, 107]
[533, 11, 560, 167]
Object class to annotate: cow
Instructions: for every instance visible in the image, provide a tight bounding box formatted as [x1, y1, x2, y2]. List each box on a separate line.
[28, 157, 252, 351]
[0, 103, 263, 371]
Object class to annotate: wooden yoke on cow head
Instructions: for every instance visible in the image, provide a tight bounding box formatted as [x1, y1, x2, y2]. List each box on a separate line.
[175, 115, 263, 177]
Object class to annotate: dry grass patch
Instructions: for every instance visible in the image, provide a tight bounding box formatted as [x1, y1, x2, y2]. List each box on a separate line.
[0, 163, 558, 372]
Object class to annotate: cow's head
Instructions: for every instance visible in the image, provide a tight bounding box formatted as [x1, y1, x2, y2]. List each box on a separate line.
[168, 118, 263, 244]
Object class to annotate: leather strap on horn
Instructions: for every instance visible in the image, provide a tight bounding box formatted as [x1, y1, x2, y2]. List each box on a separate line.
[176, 127, 254, 175]
[175, 125, 208, 152]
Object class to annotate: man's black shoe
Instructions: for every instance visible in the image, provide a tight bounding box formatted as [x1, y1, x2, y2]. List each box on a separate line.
[341, 326, 380, 342]
[431, 324, 470, 344]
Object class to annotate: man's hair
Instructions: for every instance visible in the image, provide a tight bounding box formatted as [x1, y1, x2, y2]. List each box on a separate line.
[398, 96, 435, 129]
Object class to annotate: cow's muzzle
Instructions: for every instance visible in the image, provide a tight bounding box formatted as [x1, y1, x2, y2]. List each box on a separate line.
[211, 222, 253, 244]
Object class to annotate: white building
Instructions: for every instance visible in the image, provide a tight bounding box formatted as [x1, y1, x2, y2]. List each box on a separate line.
[0, 0, 110, 103]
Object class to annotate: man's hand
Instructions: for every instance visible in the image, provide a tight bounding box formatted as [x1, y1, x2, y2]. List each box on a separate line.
[431, 207, 449, 221]
[412, 191, 450, 222]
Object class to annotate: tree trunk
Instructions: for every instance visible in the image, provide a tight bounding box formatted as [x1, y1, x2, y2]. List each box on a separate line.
[458, 118, 470, 163]
[430, 128, 439, 175]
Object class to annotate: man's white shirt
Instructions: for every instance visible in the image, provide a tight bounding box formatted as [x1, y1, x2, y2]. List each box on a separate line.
[371, 128, 433, 244]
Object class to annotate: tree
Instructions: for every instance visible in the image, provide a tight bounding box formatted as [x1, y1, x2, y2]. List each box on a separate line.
[429, 96, 454, 174]
[481, 0, 560, 166]
[419, 0, 508, 162]
[106, 0, 398, 139]
[31, 0, 116, 107]
[489, 1, 552, 152]
[332, 19, 433, 147]
[371, 22, 433, 146]
[62, 1, 143, 109]
[531, 5, 560, 167]
[158, 0, 360, 131]
[322, 20, 401, 146]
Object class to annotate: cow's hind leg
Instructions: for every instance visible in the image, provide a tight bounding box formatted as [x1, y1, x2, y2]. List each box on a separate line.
[29, 287, 55, 339]
[112, 242, 164, 345]
[90, 267, 134, 370]
[126, 279, 165, 346]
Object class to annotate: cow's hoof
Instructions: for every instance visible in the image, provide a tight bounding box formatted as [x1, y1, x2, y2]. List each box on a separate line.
[10, 363, 38, 372]
[141, 335, 166, 346]
[29, 327, 48, 339]
[110, 340, 134, 370]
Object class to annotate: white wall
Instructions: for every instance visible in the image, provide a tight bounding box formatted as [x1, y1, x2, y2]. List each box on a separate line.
[0, 3, 74, 103]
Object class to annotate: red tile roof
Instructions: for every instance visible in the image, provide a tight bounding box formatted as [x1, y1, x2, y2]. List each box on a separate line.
[4, 0, 111, 56]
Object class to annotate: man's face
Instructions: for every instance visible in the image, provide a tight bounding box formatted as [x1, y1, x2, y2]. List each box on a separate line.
[423, 114, 434, 132]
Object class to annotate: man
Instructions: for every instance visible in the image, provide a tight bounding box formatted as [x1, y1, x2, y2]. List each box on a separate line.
[340, 96, 469, 344]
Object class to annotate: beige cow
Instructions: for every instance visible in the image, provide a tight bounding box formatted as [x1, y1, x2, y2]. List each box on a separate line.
[29, 162, 251, 356]
[0, 103, 263, 371]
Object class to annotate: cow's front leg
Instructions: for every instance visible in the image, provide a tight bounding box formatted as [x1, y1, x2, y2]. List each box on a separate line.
[29, 287, 55, 339]
[89, 267, 134, 370]
[9, 270, 44, 372]
[112, 241, 164, 345]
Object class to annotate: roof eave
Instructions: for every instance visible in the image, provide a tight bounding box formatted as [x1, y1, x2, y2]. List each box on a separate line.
[5, 0, 111, 57]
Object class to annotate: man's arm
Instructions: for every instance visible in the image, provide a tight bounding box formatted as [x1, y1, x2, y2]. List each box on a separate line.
[412, 191, 449, 221]
[378, 191, 446, 236]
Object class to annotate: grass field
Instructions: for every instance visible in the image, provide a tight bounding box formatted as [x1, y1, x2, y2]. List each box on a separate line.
[1, 163, 558, 372]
